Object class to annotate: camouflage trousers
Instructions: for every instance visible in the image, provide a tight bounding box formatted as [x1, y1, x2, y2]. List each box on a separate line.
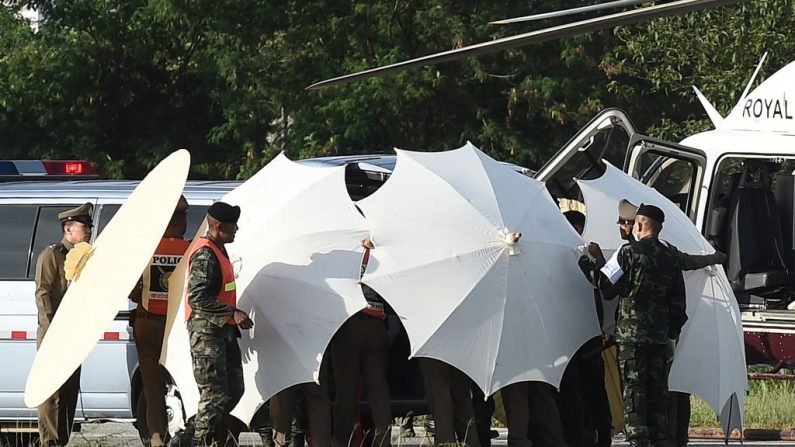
[189, 328, 244, 443]
[618, 343, 668, 444]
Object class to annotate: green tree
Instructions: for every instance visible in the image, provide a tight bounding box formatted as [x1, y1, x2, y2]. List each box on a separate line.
[2, 1, 791, 179]
[609, 0, 795, 142]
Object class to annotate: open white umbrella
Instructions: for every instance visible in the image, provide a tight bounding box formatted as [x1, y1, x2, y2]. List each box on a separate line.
[163, 153, 369, 425]
[578, 162, 747, 437]
[358, 142, 601, 394]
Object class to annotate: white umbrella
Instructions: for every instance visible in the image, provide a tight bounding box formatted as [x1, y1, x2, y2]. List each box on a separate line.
[358, 142, 601, 394]
[26, 150, 190, 408]
[163, 153, 369, 425]
[577, 162, 747, 437]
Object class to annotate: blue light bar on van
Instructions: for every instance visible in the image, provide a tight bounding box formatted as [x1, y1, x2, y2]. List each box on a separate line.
[0, 161, 18, 175]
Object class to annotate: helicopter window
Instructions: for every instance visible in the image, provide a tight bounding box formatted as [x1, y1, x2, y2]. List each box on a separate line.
[637, 152, 697, 216]
[706, 156, 795, 310]
[545, 125, 630, 203]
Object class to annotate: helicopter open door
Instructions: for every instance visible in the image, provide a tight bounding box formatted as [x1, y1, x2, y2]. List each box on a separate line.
[624, 135, 708, 223]
[535, 108, 637, 207]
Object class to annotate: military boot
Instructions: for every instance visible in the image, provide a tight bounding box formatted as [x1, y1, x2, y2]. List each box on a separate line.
[289, 432, 305, 447]
[399, 415, 416, 438]
[189, 435, 218, 447]
[169, 423, 195, 447]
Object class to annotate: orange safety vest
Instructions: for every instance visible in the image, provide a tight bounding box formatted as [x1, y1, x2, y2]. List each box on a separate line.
[141, 237, 191, 315]
[184, 237, 237, 324]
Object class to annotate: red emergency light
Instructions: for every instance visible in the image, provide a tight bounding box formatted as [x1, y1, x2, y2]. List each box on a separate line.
[42, 160, 98, 176]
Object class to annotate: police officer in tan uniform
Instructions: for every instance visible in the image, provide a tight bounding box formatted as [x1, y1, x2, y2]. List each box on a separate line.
[131, 196, 190, 447]
[34, 203, 93, 446]
[331, 238, 392, 447]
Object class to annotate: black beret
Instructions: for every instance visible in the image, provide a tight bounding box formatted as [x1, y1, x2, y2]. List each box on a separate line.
[208, 201, 240, 224]
[636, 203, 665, 223]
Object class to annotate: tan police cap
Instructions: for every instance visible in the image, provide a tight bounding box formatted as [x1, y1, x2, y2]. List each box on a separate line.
[59, 202, 94, 226]
[617, 198, 638, 224]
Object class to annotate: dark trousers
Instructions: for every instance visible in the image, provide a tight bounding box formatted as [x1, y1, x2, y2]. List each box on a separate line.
[666, 392, 690, 447]
[472, 385, 495, 447]
[37, 325, 81, 447]
[189, 329, 245, 443]
[618, 344, 667, 444]
[331, 316, 392, 447]
[419, 358, 481, 447]
[560, 352, 587, 447]
[134, 312, 169, 446]
[561, 338, 612, 447]
[37, 368, 81, 446]
[271, 381, 332, 447]
[501, 381, 566, 447]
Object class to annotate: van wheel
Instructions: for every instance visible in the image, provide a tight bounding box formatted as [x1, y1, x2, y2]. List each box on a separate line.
[135, 384, 186, 444]
[0, 432, 39, 447]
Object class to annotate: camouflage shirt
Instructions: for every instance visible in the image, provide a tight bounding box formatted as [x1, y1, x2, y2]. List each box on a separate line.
[579, 236, 687, 345]
[186, 244, 235, 334]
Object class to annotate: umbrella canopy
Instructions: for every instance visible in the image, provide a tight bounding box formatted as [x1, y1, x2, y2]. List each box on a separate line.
[578, 162, 747, 437]
[163, 153, 369, 425]
[25, 150, 190, 408]
[358, 142, 601, 394]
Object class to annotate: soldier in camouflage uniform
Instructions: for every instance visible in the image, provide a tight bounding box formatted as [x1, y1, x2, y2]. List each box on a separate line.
[176, 202, 253, 447]
[586, 199, 725, 447]
[578, 204, 687, 447]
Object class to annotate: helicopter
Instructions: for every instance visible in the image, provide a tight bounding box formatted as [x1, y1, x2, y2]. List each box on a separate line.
[308, 0, 795, 373]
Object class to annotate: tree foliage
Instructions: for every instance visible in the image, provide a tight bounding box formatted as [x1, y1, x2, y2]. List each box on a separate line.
[0, 1, 792, 179]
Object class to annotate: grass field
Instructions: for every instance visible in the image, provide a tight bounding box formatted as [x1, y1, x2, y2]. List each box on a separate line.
[690, 375, 795, 429]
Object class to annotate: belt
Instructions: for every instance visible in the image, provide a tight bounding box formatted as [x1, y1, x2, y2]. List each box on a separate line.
[137, 307, 167, 320]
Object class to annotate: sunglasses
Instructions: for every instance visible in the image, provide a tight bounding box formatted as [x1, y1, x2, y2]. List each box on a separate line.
[616, 219, 635, 225]
[69, 217, 95, 228]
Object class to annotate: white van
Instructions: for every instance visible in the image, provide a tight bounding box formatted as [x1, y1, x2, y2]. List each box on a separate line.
[0, 161, 240, 446]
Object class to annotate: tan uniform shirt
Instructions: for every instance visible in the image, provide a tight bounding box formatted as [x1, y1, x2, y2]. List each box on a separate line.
[35, 238, 73, 341]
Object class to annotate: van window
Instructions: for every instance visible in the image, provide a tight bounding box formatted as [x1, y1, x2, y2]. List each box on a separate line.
[28, 205, 81, 278]
[96, 204, 119, 235]
[0, 205, 37, 279]
[187, 206, 209, 236]
[97, 204, 209, 238]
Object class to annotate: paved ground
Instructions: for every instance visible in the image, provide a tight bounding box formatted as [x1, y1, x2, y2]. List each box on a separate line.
[37, 423, 794, 447]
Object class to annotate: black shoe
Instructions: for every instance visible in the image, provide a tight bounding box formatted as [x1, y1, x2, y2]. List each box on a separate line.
[289, 433, 305, 447]
[169, 425, 195, 447]
[596, 429, 612, 447]
[189, 436, 218, 447]
[400, 425, 416, 438]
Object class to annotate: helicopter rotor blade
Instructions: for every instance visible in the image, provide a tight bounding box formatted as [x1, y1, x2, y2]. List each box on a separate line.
[489, 0, 651, 25]
[307, 0, 749, 91]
